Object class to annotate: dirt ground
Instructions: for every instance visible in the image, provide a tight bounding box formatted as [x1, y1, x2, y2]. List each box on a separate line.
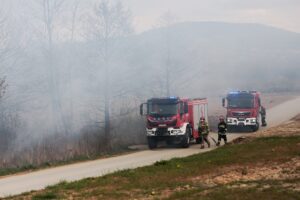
[252, 114, 300, 138]
[193, 114, 300, 190]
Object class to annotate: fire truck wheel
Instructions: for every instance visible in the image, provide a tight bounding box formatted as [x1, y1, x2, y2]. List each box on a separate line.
[252, 122, 260, 132]
[147, 137, 157, 149]
[181, 127, 191, 148]
[166, 140, 173, 145]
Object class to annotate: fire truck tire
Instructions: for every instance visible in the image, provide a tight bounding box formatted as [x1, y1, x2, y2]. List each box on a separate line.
[147, 137, 157, 149]
[181, 127, 191, 148]
[252, 122, 260, 132]
[166, 140, 173, 145]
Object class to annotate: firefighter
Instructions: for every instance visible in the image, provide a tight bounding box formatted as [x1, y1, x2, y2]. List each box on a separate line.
[260, 106, 267, 126]
[198, 117, 210, 149]
[217, 116, 227, 146]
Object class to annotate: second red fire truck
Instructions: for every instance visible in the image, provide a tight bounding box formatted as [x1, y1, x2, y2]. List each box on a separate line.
[222, 91, 266, 132]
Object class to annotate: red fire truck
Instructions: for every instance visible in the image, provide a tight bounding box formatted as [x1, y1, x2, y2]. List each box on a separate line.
[222, 91, 265, 132]
[140, 97, 208, 149]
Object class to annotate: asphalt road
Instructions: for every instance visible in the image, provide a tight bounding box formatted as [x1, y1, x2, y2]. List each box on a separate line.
[1, 96, 300, 197]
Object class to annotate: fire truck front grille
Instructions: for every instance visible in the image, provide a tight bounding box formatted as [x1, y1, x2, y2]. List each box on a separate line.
[156, 128, 168, 136]
[232, 112, 251, 117]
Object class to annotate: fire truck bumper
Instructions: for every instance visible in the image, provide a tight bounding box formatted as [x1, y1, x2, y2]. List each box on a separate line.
[146, 127, 186, 137]
[227, 117, 257, 126]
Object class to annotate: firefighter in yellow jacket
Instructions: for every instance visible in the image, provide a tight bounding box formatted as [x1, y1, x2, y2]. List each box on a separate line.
[198, 117, 210, 149]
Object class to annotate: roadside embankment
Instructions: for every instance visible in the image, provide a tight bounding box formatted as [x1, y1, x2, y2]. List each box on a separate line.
[7, 114, 300, 200]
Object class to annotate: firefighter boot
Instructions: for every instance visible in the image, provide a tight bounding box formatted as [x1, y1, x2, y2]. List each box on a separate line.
[216, 142, 220, 146]
[207, 141, 211, 148]
[262, 120, 267, 127]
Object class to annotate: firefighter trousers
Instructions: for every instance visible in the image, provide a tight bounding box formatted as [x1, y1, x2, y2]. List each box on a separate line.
[217, 133, 227, 144]
[201, 134, 210, 148]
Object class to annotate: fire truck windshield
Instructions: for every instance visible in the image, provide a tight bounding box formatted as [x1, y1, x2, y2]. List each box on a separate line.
[227, 95, 254, 109]
[149, 103, 178, 116]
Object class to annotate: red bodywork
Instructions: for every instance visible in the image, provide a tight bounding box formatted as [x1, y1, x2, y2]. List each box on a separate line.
[224, 91, 263, 130]
[143, 97, 208, 141]
[188, 98, 208, 139]
[226, 91, 260, 118]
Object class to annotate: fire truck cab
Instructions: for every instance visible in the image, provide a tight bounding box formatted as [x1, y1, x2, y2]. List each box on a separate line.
[222, 91, 263, 132]
[140, 97, 208, 149]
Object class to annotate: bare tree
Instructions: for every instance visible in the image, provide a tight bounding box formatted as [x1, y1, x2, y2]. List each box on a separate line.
[0, 78, 6, 100]
[40, 0, 64, 48]
[70, 0, 80, 42]
[0, 9, 14, 159]
[158, 11, 178, 96]
[0, 11, 8, 98]
[64, 0, 81, 134]
[0, 13, 9, 65]
[34, 0, 67, 134]
[88, 0, 132, 145]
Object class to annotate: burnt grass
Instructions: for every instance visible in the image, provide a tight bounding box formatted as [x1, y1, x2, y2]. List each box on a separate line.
[0, 147, 137, 178]
[6, 134, 300, 200]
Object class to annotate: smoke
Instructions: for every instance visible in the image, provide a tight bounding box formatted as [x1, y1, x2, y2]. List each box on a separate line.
[0, 0, 299, 167]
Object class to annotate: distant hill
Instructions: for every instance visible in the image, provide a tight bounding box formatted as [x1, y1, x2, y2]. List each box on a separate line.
[126, 22, 300, 96]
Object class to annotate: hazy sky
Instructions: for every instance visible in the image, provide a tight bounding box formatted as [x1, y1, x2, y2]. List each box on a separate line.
[124, 0, 300, 33]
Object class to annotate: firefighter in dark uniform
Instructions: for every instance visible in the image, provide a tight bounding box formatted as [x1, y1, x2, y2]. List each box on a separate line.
[260, 106, 267, 126]
[198, 117, 210, 149]
[217, 116, 227, 146]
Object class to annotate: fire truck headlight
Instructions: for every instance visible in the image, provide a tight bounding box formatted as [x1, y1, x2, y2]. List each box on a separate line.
[250, 119, 256, 123]
[227, 118, 232, 123]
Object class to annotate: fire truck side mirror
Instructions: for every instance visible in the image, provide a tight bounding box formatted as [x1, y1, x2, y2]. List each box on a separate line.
[140, 103, 147, 116]
[222, 98, 225, 107]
